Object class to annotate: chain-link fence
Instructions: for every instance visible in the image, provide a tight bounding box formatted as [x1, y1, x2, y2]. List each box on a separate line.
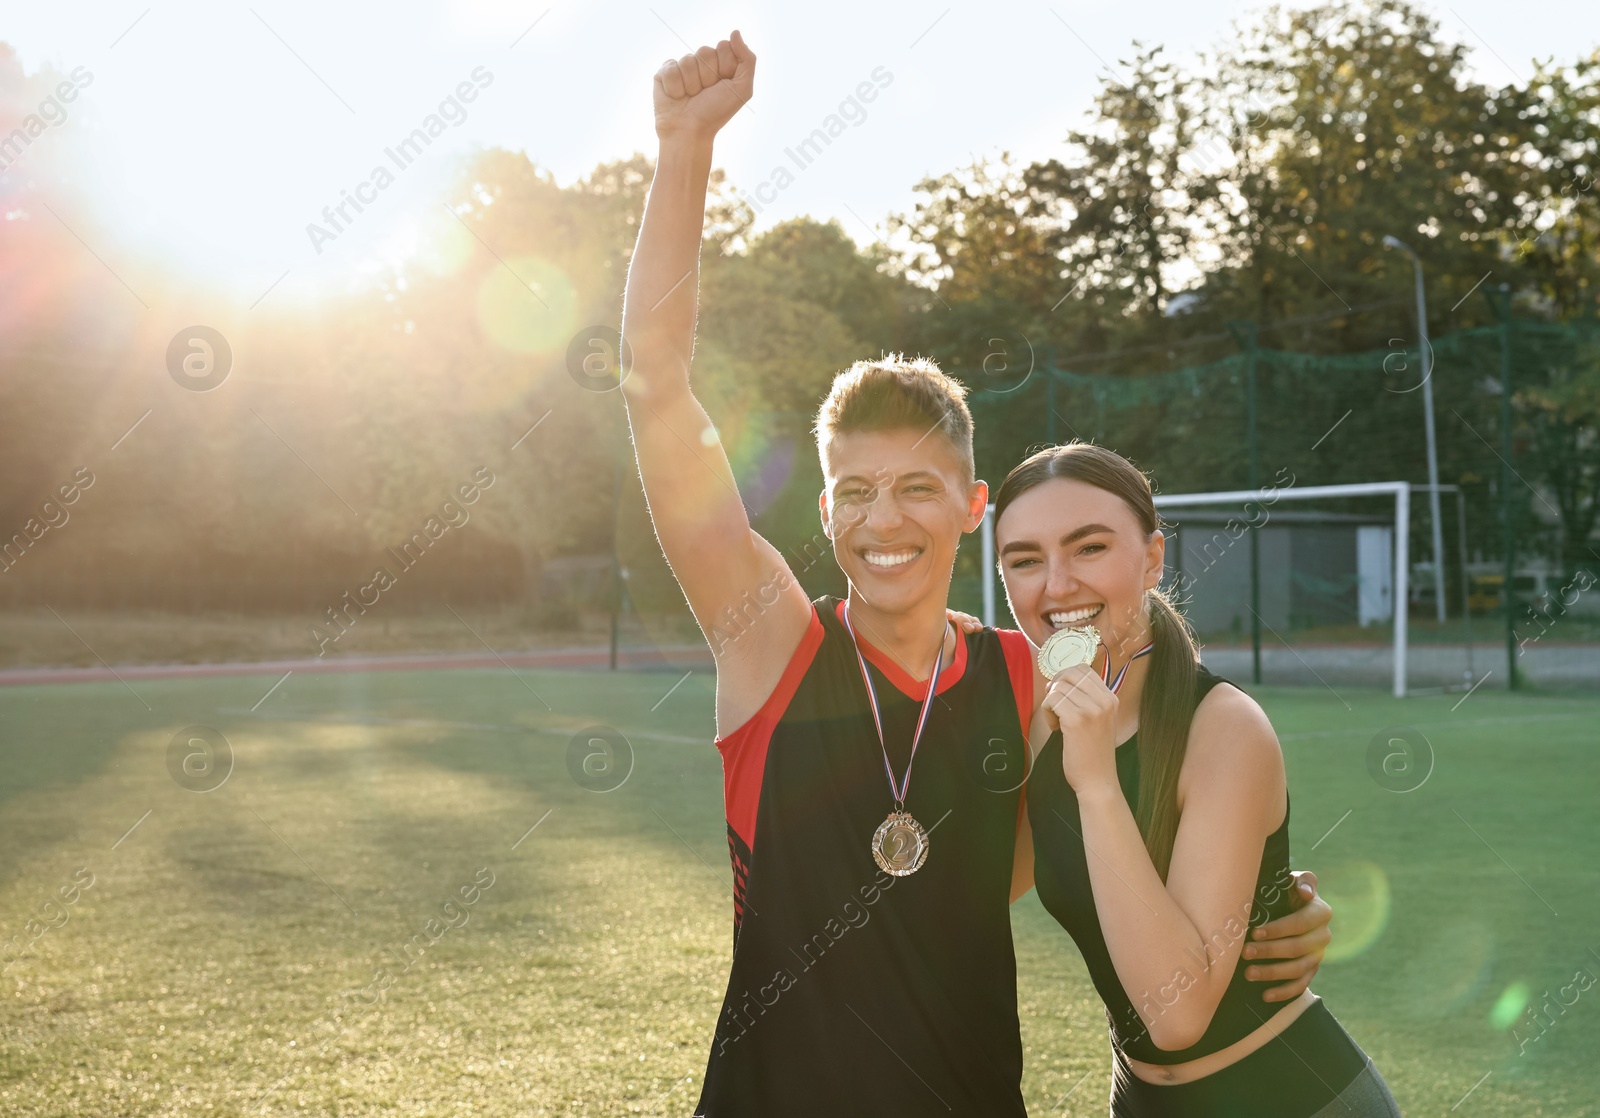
[965, 313, 1600, 691]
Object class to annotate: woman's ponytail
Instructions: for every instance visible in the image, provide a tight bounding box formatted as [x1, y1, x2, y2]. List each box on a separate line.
[1134, 589, 1201, 881]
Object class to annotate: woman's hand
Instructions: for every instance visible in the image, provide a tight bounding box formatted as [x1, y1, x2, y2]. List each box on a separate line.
[1041, 664, 1120, 794]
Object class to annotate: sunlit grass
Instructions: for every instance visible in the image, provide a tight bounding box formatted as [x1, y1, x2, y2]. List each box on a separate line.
[0, 609, 703, 671]
[0, 670, 1593, 1115]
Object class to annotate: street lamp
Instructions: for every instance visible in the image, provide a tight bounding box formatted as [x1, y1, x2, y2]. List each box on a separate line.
[1382, 235, 1448, 625]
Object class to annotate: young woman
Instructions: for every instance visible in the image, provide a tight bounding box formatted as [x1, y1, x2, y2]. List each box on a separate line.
[989, 443, 1399, 1117]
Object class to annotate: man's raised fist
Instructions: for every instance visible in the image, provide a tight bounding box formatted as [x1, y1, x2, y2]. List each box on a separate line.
[653, 30, 755, 141]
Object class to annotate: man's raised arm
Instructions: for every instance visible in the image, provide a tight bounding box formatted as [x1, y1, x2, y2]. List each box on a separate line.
[620, 32, 811, 734]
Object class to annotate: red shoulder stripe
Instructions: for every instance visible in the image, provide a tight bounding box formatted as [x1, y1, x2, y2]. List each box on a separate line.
[996, 627, 1035, 825]
[715, 606, 826, 853]
[995, 628, 1034, 740]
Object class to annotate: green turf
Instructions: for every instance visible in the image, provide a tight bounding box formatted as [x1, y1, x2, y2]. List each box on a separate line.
[0, 668, 1594, 1115]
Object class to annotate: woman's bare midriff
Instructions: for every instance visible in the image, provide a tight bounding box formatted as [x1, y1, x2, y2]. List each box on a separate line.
[1124, 989, 1319, 1086]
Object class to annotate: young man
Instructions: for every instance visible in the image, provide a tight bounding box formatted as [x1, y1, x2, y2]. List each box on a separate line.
[619, 32, 1332, 1116]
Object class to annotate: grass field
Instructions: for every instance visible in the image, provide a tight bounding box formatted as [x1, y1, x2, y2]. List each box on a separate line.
[0, 665, 1594, 1116]
[0, 608, 705, 670]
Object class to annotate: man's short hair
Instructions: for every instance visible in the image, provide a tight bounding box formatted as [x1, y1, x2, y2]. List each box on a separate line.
[814, 354, 975, 483]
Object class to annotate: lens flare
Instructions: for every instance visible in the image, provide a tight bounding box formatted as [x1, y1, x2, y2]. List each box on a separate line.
[413, 208, 477, 279]
[728, 431, 796, 518]
[475, 256, 577, 354]
[1319, 861, 1391, 962]
[1396, 918, 1495, 1017]
[1491, 982, 1531, 1030]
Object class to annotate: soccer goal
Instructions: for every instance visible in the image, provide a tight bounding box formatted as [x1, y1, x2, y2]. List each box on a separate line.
[980, 481, 1480, 697]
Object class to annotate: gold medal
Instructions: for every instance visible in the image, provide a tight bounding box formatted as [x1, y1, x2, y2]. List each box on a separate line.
[843, 605, 946, 878]
[872, 810, 930, 876]
[1037, 625, 1101, 677]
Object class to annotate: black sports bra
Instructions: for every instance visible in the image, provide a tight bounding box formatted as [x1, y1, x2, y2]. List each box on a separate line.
[1026, 665, 1296, 1065]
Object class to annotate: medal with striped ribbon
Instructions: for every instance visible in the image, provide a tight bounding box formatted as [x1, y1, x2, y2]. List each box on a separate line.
[842, 605, 946, 877]
[1037, 625, 1154, 691]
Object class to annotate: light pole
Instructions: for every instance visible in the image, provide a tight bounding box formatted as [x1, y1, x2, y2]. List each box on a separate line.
[1382, 236, 1447, 624]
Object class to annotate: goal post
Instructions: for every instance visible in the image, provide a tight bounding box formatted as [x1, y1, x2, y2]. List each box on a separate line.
[1154, 482, 1409, 697]
[979, 481, 1469, 698]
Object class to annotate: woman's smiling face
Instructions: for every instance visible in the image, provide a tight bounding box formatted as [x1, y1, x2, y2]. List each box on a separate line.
[995, 476, 1166, 654]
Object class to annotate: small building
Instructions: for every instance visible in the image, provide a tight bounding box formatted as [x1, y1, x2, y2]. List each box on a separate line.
[1165, 509, 1395, 636]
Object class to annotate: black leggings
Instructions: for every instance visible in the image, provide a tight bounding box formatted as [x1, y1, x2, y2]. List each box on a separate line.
[1110, 1000, 1400, 1118]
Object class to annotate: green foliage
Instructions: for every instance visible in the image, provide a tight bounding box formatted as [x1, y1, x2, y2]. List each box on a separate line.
[1026, 44, 1218, 329]
[2, 0, 1598, 620]
[1198, 1, 1533, 331]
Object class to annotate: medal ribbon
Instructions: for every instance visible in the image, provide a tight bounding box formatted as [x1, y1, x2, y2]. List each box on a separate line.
[1104, 641, 1156, 694]
[842, 605, 945, 808]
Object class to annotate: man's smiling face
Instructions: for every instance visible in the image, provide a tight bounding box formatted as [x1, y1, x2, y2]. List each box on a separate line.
[820, 428, 987, 617]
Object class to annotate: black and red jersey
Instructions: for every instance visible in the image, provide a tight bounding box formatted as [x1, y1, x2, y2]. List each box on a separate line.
[695, 596, 1034, 1117]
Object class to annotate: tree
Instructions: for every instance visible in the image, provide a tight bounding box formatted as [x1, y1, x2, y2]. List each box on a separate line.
[700, 216, 907, 422]
[1024, 44, 1221, 354]
[1512, 53, 1600, 319]
[1202, 0, 1538, 343]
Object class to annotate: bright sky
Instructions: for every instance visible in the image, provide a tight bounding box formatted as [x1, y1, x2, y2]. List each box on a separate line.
[4, 0, 1595, 304]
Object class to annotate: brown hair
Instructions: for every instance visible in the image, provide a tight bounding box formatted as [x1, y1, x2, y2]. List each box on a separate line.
[993, 441, 1200, 881]
[814, 354, 974, 482]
